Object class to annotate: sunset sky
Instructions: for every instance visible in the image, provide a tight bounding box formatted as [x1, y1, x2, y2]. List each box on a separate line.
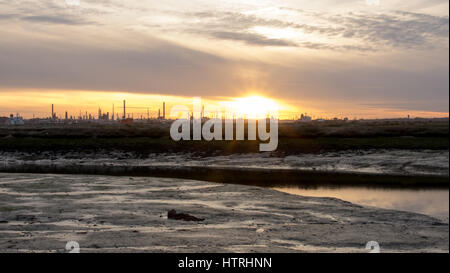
[0, 0, 448, 119]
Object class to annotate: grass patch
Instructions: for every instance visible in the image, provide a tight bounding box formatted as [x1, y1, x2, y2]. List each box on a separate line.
[0, 136, 447, 155]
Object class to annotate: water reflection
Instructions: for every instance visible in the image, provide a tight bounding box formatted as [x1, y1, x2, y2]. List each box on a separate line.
[273, 187, 449, 223]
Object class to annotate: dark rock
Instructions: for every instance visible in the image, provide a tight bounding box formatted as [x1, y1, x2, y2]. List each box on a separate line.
[167, 209, 204, 221]
[15, 215, 36, 221]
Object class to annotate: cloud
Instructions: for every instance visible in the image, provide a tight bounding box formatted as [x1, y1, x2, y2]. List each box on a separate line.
[0, 36, 244, 96]
[21, 15, 85, 25]
[297, 41, 374, 51]
[179, 11, 299, 47]
[363, 101, 449, 112]
[200, 31, 297, 47]
[0, 13, 18, 20]
[178, 9, 449, 51]
[324, 11, 450, 49]
[3, 1, 448, 50]
[186, 11, 297, 30]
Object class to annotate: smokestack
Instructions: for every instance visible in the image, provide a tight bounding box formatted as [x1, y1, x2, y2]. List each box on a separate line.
[123, 100, 126, 119]
[163, 102, 165, 119]
[51, 104, 54, 119]
[112, 104, 115, 121]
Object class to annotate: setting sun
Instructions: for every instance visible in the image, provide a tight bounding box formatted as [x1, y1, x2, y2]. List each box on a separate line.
[223, 96, 280, 119]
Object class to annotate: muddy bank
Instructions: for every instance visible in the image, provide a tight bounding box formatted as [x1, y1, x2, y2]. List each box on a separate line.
[0, 173, 448, 253]
[0, 150, 448, 188]
[0, 163, 448, 189]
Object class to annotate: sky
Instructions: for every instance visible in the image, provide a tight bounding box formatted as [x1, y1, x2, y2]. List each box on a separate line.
[0, 0, 448, 119]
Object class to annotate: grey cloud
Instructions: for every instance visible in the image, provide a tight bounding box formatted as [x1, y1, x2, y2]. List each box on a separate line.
[2, 1, 448, 51]
[362, 102, 449, 112]
[21, 15, 85, 25]
[0, 0, 101, 26]
[187, 11, 296, 30]
[0, 14, 19, 20]
[184, 11, 374, 50]
[307, 11, 449, 49]
[183, 11, 365, 49]
[266, 59, 449, 113]
[0, 38, 242, 96]
[298, 42, 374, 52]
[203, 31, 296, 47]
[179, 11, 299, 47]
[179, 9, 448, 50]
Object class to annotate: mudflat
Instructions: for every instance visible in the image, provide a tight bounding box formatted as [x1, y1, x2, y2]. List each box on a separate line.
[0, 173, 447, 253]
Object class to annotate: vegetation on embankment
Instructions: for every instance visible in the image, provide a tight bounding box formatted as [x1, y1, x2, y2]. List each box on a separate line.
[0, 118, 448, 155]
[0, 136, 448, 155]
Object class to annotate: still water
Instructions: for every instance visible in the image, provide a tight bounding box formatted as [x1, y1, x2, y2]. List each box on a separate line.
[273, 187, 449, 223]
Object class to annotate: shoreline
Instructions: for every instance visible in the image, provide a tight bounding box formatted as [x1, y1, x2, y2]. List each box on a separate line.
[1, 163, 448, 189]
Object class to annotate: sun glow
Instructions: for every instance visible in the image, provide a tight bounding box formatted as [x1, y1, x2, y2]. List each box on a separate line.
[223, 96, 280, 119]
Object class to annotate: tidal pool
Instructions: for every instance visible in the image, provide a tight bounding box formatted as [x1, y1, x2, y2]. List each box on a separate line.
[273, 186, 449, 223]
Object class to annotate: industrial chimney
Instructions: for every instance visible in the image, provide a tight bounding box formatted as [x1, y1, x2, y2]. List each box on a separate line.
[163, 102, 166, 119]
[123, 100, 126, 119]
